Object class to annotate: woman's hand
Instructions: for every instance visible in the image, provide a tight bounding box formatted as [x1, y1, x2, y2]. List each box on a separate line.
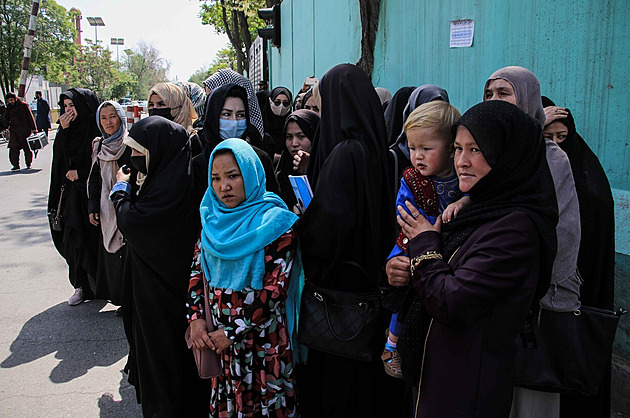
[190, 319, 214, 350]
[293, 150, 310, 174]
[397, 201, 442, 241]
[59, 108, 76, 129]
[442, 196, 471, 223]
[387, 256, 411, 287]
[65, 169, 79, 182]
[209, 328, 232, 353]
[89, 213, 100, 226]
[543, 106, 568, 127]
[115, 167, 131, 183]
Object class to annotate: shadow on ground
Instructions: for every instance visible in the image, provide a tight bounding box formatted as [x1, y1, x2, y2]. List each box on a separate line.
[98, 370, 142, 417]
[1, 300, 128, 383]
[0, 192, 53, 246]
[0, 168, 43, 177]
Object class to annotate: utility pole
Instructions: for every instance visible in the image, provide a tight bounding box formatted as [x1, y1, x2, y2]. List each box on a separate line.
[18, 0, 40, 98]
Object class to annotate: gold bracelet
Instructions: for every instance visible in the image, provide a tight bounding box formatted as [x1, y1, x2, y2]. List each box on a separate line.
[410, 251, 443, 276]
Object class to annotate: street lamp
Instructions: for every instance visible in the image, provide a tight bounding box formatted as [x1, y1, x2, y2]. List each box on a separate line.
[110, 38, 124, 65]
[86, 16, 105, 44]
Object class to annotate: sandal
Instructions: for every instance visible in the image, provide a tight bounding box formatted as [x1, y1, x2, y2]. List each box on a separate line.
[381, 348, 403, 379]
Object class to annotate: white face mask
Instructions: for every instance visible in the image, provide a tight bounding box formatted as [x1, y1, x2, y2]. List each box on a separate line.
[269, 97, 291, 117]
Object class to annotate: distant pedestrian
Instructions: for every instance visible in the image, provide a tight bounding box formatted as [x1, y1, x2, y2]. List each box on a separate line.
[35, 91, 51, 138]
[4, 92, 36, 170]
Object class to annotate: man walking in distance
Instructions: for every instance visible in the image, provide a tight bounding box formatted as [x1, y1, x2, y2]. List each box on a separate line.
[4, 92, 36, 171]
[35, 91, 51, 138]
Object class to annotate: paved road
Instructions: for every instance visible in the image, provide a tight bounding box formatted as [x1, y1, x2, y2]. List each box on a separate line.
[0, 134, 141, 417]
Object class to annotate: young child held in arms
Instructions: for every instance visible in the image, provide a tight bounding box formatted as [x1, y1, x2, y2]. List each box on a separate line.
[382, 100, 469, 378]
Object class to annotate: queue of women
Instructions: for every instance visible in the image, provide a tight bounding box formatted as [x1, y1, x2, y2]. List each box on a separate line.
[46, 63, 615, 418]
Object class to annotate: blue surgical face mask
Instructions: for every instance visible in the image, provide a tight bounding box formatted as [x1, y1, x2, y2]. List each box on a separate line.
[219, 119, 247, 140]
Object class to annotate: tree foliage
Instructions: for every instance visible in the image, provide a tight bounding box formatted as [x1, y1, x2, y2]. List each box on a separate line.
[64, 40, 116, 98]
[0, 0, 76, 96]
[199, 0, 269, 74]
[122, 41, 169, 99]
[188, 46, 237, 85]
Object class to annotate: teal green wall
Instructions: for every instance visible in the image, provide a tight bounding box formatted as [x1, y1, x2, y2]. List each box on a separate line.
[271, 0, 630, 257]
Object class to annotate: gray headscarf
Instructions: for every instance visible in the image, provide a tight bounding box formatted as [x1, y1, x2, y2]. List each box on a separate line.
[483, 66, 545, 127]
[203, 69, 264, 139]
[375, 87, 392, 105]
[392, 84, 450, 159]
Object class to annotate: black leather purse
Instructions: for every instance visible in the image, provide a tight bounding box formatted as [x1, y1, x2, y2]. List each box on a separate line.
[298, 262, 382, 362]
[48, 184, 65, 232]
[515, 305, 626, 396]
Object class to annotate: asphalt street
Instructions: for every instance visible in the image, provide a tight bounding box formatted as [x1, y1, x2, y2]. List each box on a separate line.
[0, 132, 142, 417]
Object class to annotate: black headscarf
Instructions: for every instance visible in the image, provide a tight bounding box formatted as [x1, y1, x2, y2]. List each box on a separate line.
[57, 88, 101, 169]
[299, 63, 394, 290]
[275, 109, 320, 207]
[262, 86, 294, 154]
[202, 83, 261, 155]
[384, 86, 415, 145]
[542, 96, 615, 309]
[444, 101, 558, 300]
[118, 116, 195, 279]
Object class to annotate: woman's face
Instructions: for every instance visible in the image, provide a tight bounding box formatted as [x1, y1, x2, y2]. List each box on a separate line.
[99, 105, 121, 136]
[221, 97, 246, 121]
[285, 121, 312, 156]
[454, 125, 492, 193]
[273, 93, 290, 107]
[63, 98, 76, 116]
[211, 152, 246, 208]
[148, 93, 168, 109]
[543, 121, 569, 144]
[484, 79, 518, 106]
[304, 96, 320, 114]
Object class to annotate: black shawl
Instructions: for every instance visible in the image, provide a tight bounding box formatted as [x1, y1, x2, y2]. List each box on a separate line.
[444, 101, 558, 301]
[113, 116, 208, 416]
[299, 63, 395, 291]
[542, 97, 615, 309]
[384, 86, 415, 145]
[275, 109, 320, 207]
[261, 86, 293, 154]
[48, 88, 101, 292]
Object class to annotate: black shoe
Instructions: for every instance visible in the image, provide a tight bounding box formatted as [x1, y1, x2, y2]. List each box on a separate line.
[10, 166, 20, 171]
[26, 165, 31, 169]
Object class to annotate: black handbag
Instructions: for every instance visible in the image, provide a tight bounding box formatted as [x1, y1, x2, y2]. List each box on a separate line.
[514, 305, 626, 396]
[298, 262, 382, 362]
[48, 184, 65, 232]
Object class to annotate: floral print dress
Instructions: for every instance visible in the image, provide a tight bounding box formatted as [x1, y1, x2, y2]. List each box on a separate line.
[187, 230, 298, 418]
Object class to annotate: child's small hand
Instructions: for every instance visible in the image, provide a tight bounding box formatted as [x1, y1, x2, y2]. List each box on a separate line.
[442, 196, 471, 223]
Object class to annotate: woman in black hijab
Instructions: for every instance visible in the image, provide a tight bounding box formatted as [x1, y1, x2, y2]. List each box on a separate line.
[110, 116, 208, 417]
[48, 88, 101, 306]
[297, 63, 400, 418]
[192, 83, 278, 213]
[542, 96, 615, 418]
[275, 109, 320, 207]
[396, 100, 558, 417]
[261, 86, 293, 156]
[384, 86, 415, 146]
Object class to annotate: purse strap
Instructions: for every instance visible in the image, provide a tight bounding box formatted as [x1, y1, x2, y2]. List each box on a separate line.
[203, 278, 214, 332]
[315, 288, 372, 342]
[55, 184, 65, 220]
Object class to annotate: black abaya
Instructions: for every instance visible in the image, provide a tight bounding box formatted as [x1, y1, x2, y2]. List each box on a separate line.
[111, 117, 209, 417]
[297, 63, 402, 418]
[48, 88, 102, 298]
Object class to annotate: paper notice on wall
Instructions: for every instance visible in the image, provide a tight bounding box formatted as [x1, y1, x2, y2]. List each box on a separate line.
[450, 20, 475, 48]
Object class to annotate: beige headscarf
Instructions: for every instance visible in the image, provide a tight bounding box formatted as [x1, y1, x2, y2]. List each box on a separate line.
[147, 82, 197, 134]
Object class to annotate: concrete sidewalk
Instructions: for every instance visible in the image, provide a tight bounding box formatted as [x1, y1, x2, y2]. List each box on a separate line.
[0, 134, 141, 417]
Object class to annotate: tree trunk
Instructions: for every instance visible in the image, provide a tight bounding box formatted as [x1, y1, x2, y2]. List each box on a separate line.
[356, 0, 381, 79]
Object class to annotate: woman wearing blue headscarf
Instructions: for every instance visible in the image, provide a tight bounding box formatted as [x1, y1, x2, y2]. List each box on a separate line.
[187, 138, 303, 417]
[88, 101, 132, 305]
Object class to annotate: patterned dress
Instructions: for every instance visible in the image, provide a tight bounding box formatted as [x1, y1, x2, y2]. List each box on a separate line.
[187, 230, 298, 418]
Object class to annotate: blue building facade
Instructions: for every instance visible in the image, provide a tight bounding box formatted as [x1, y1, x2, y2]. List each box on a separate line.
[268, 0, 630, 355]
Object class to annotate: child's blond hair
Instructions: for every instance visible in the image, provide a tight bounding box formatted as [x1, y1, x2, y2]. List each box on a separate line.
[404, 100, 461, 142]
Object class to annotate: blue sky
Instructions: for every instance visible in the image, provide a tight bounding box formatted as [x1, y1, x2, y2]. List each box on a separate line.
[55, 0, 229, 81]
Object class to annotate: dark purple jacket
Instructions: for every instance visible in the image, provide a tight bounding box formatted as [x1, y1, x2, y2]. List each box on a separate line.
[410, 211, 540, 418]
